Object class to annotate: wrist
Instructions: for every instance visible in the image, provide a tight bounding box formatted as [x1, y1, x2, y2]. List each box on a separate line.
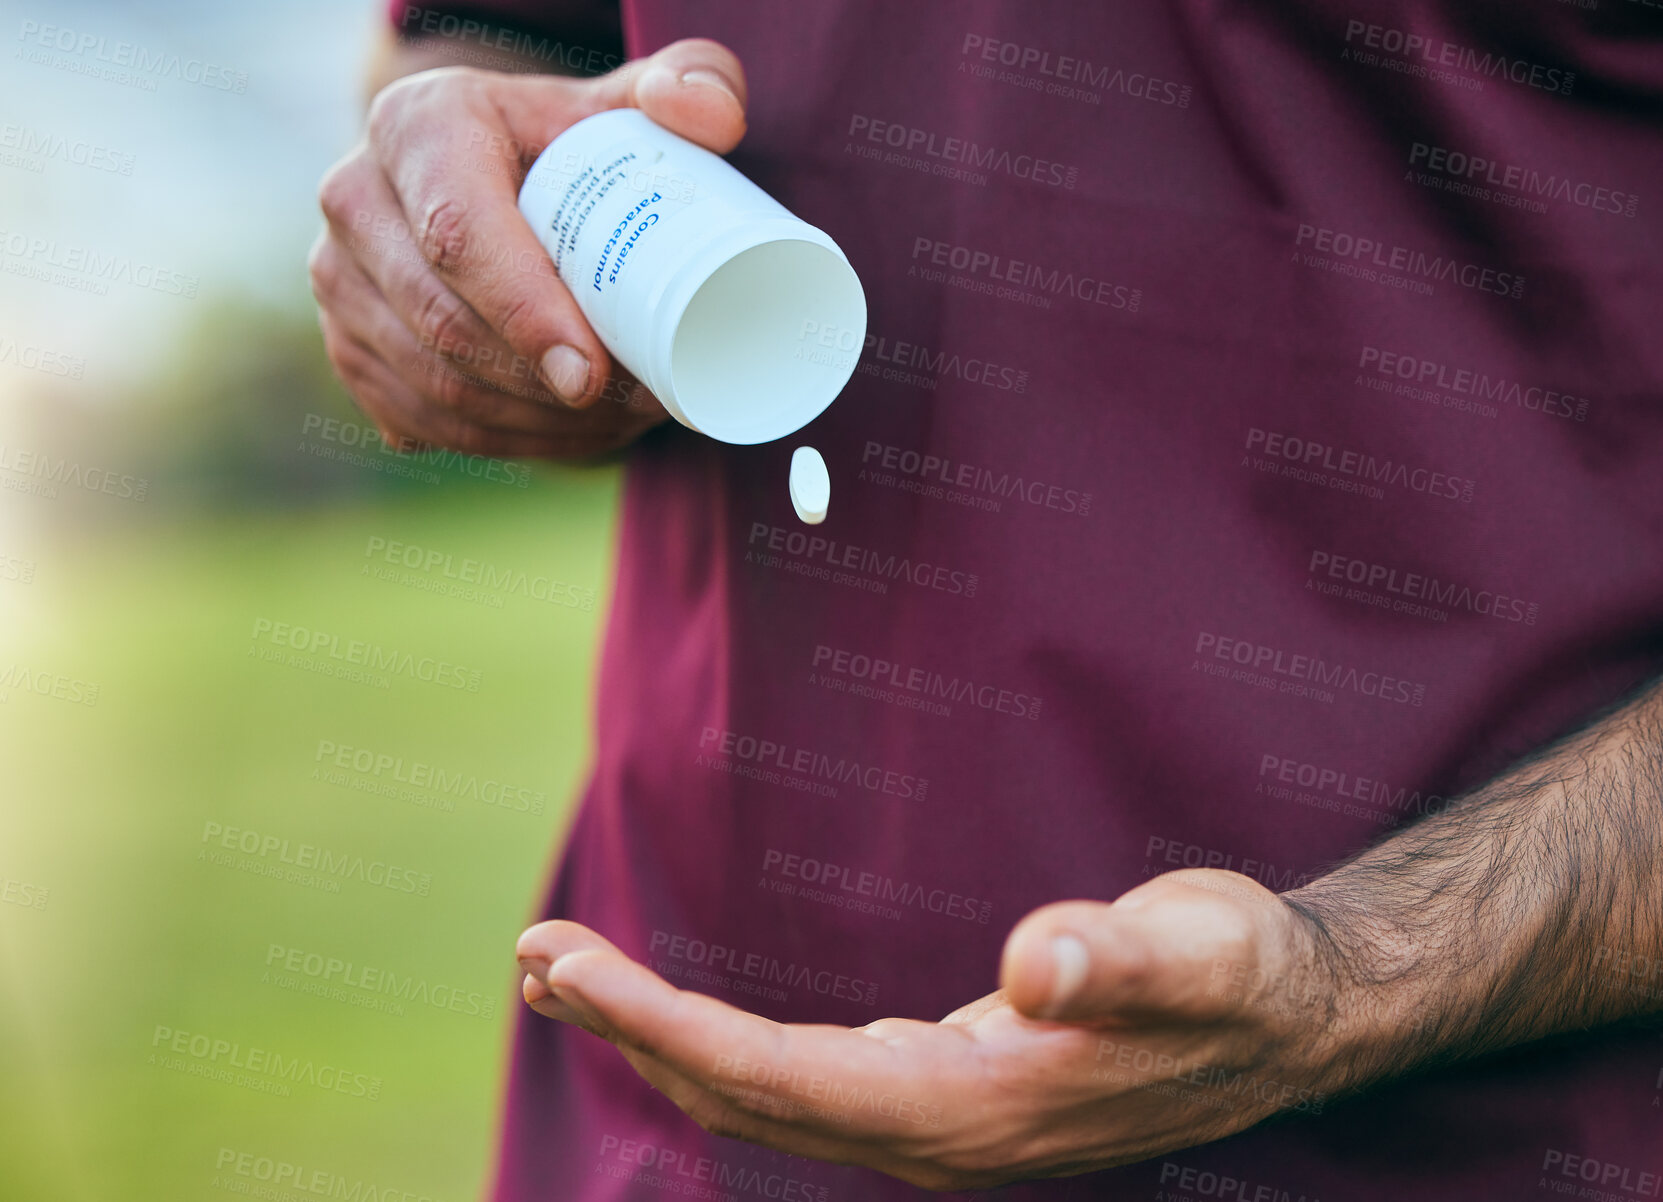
[1275, 879, 1439, 1099]
[1180, 873, 1384, 1117]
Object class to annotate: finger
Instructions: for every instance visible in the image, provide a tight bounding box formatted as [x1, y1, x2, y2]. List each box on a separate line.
[606, 1037, 888, 1168]
[565, 37, 749, 154]
[321, 150, 582, 404]
[316, 309, 423, 449]
[437, 38, 748, 163]
[369, 84, 612, 408]
[517, 920, 622, 987]
[548, 950, 953, 1170]
[519, 921, 652, 1030]
[320, 315, 598, 460]
[370, 40, 747, 411]
[549, 946, 789, 1069]
[323, 236, 622, 436]
[999, 873, 1278, 1024]
[322, 219, 667, 444]
[519, 926, 590, 1026]
[547, 949, 944, 1127]
[524, 975, 583, 1024]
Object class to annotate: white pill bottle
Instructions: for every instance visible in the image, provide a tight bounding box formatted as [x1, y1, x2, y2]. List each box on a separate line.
[518, 108, 866, 445]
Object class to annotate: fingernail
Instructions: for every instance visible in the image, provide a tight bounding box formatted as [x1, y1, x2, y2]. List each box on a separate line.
[1047, 934, 1090, 1016]
[540, 345, 590, 404]
[679, 67, 739, 103]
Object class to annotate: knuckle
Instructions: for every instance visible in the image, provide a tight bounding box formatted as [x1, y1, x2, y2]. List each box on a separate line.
[369, 69, 474, 143]
[306, 244, 332, 301]
[414, 283, 476, 356]
[306, 237, 340, 303]
[493, 291, 553, 356]
[315, 314, 354, 369]
[368, 67, 489, 155]
[425, 64, 487, 93]
[316, 156, 366, 226]
[414, 196, 474, 275]
[364, 77, 416, 146]
[428, 360, 472, 412]
[321, 338, 353, 382]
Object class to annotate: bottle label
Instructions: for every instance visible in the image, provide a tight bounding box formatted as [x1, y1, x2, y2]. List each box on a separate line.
[527, 138, 692, 340]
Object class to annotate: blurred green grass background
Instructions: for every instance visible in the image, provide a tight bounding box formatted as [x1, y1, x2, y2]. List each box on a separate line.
[0, 385, 620, 1201]
[0, 6, 634, 1195]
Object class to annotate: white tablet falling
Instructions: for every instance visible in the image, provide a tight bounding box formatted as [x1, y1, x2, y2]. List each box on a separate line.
[789, 446, 830, 525]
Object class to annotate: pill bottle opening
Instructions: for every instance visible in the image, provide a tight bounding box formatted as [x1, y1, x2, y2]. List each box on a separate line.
[668, 239, 866, 445]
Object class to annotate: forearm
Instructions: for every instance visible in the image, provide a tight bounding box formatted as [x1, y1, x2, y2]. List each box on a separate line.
[1284, 675, 1663, 1094]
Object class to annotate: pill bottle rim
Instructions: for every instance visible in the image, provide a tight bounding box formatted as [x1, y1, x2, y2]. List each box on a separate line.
[642, 217, 865, 444]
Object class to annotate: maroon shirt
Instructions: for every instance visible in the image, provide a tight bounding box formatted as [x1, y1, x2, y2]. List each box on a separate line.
[392, 2, 1663, 1198]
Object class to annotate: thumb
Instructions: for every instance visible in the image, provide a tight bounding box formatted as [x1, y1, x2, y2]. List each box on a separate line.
[578, 37, 749, 153]
[999, 872, 1277, 1024]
